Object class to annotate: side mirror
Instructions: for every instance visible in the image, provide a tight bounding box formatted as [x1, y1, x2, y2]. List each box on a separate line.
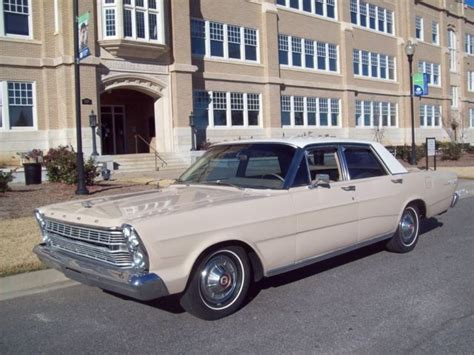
[311, 173, 330, 188]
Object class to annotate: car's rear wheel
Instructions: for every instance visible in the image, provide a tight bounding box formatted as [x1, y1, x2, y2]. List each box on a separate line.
[386, 205, 420, 253]
[180, 246, 251, 320]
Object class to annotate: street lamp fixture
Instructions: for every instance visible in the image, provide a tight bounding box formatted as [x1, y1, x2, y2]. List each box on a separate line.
[189, 112, 196, 151]
[89, 110, 99, 157]
[405, 40, 417, 166]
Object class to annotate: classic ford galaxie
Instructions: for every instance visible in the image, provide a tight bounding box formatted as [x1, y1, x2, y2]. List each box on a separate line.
[34, 139, 459, 320]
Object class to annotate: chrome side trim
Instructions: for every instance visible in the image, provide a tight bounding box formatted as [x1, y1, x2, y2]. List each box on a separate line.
[266, 233, 393, 277]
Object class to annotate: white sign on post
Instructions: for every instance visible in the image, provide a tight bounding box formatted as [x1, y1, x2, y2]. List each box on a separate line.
[427, 138, 436, 157]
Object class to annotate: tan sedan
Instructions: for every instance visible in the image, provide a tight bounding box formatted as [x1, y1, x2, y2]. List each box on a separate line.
[34, 138, 459, 319]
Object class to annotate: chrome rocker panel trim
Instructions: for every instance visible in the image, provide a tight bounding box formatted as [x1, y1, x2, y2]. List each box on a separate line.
[33, 244, 168, 301]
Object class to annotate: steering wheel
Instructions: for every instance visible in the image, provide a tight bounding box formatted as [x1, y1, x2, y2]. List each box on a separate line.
[261, 173, 285, 182]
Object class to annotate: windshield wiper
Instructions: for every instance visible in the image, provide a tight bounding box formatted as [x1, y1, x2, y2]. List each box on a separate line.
[199, 180, 244, 190]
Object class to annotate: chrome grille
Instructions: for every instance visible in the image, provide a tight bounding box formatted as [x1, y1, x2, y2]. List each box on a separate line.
[44, 219, 132, 268]
[45, 219, 125, 246]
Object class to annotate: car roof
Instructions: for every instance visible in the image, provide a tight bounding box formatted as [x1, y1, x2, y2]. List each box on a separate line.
[213, 137, 380, 149]
[212, 137, 408, 175]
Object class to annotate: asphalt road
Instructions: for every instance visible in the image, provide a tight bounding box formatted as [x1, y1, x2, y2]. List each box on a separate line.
[1, 197, 473, 354]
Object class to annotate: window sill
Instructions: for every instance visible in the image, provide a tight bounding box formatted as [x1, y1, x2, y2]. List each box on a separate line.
[192, 55, 262, 67]
[280, 66, 341, 76]
[281, 126, 342, 129]
[351, 24, 395, 38]
[0, 36, 40, 45]
[99, 39, 168, 59]
[354, 75, 397, 84]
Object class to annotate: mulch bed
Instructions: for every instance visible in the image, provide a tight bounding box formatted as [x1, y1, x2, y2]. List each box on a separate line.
[0, 182, 156, 219]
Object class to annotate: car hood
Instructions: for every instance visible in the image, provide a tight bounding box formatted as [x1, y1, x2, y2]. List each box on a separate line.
[39, 185, 271, 228]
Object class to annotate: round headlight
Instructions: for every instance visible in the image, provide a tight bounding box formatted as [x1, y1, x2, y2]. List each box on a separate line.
[132, 250, 145, 269]
[123, 225, 132, 239]
[128, 234, 140, 251]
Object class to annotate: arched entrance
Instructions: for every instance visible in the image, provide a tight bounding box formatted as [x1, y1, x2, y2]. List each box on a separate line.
[99, 75, 166, 155]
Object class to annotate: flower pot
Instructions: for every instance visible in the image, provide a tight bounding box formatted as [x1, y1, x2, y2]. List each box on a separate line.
[23, 163, 42, 185]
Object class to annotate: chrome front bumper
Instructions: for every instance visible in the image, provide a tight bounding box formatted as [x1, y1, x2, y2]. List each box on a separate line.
[33, 244, 169, 301]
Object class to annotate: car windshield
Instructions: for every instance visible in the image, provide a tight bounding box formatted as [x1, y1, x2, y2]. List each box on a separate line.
[177, 143, 297, 189]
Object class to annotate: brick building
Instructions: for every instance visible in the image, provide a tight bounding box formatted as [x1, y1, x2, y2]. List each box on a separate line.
[0, 0, 473, 165]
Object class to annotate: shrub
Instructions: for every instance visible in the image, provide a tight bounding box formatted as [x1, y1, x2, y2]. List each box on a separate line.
[394, 145, 425, 163]
[44, 146, 99, 185]
[0, 170, 14, 193]
[441, 142, 462, 161]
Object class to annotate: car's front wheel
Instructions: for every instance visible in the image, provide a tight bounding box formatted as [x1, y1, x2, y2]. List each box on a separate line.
[386, 205, 420, 253]
[180, 246, 251, 320]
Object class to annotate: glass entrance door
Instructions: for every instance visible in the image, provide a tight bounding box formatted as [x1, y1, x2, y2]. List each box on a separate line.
[100, 105, 126, 155]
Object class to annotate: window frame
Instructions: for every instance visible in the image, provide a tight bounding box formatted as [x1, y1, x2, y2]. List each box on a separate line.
[276, 0, 338, 21]
[280, 95, 341, 128]
[0, 0, 33, 39]
[350, 0, 394, 35]
[0, 80, 37, 131]
[193, 90, 262, 128]
[415, 16, 424, 41]
[419, 104, 441, 128]
[431, 21, 439, 45]
[353, 49, 396, 81]
[191, 18, 260, 64]
[279, 34, 339, 74]
[418, 61, 441, 87]
[354, 100, 398, 128]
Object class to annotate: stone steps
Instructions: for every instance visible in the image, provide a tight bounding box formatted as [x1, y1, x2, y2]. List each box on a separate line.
[108, 153, 192, 173]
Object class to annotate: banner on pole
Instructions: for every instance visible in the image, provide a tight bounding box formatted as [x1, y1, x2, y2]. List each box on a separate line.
[413, 73, 429, 97]
[78, 13, 90, 60]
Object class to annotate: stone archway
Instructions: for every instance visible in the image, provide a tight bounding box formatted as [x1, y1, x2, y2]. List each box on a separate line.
[99, 75, 170, 154]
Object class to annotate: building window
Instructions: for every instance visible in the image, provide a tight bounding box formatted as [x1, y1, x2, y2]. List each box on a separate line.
[418, 61, 441, 86]
[191, 19, 205, 56]
[432, 21, 439, 45]
[465, 33, 474, 55]
[468, 71, 474, 92]
[470, 108, 474, 127]
[451, 86, 458, 109]
[2, 0, 31, 37]
[448, 29, 457, 72]
[191, 19, 259, 63]
[355, 100, 397, 128]
[280, 95, 340, 127]
[193, 91, 261, 127]
[279, 34, 338, 73]
[277, 0, 337, 20]
[415, 16, 423, 41]
[350, 0, 394, 35]
[0, 81, 36, 130]
[102, 0, 163, 42]
[353, 49, 395, 80]
[419, 105, 441, 128]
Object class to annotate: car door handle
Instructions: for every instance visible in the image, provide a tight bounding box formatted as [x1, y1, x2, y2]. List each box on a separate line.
[341, 185, 356, 191]
[391, 178, 403, 184]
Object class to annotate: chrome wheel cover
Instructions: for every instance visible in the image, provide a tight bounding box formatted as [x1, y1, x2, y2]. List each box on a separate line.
[400, 208, 418, 247]
[199, 251, 244, 310]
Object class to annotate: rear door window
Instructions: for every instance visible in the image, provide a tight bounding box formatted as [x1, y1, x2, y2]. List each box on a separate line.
[343, 146, 387, 180]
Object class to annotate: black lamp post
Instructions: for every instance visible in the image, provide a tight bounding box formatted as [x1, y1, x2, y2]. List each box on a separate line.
[89, 110, 99, 156]
[73, 0, 88, 195]
[189, 112, 196, 151]
[405, 40, 417, 166]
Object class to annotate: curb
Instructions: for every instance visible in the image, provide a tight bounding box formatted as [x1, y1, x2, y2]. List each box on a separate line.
[0, 269, 78, 301]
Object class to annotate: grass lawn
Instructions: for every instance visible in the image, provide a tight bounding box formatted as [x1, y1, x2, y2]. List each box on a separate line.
[0, 217, 46, 277]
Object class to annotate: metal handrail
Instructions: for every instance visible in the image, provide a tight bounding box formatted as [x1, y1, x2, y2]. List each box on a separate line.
[134, 134, 168, 171]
